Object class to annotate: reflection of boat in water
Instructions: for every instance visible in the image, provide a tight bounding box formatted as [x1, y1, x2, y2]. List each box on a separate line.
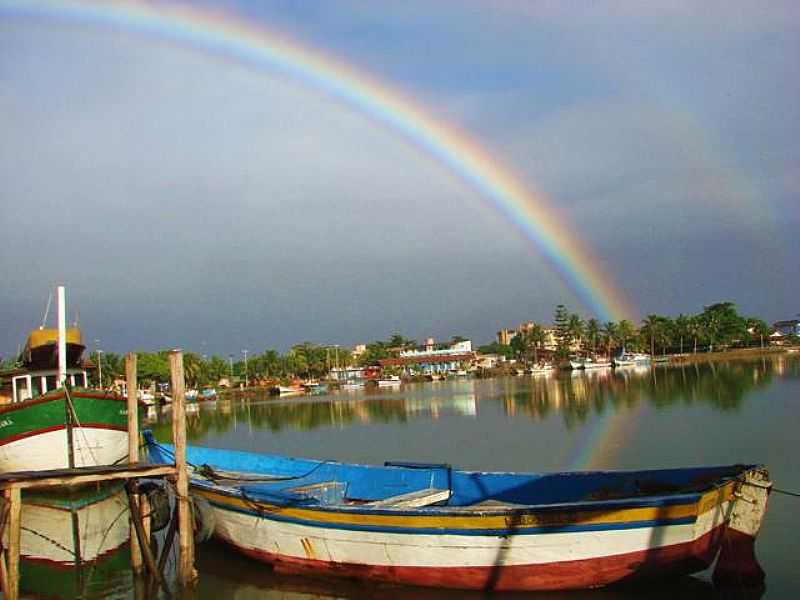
[148, 433, 771, 592]
[19, 483, 132, 599]
[341, 380, 365, 391]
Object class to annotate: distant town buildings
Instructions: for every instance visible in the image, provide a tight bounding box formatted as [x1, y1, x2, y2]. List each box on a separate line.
[497, 322, 564, 351]
[379, 338, 475, 376]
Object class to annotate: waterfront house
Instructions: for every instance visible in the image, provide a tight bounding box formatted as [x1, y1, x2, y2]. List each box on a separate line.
[379, 339, 475, 376]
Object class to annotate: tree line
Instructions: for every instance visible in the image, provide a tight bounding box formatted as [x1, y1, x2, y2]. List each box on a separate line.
[480, 302, 777, 363]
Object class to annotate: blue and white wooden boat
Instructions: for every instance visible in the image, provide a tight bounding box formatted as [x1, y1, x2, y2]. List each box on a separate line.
[144, 433, 771, 591]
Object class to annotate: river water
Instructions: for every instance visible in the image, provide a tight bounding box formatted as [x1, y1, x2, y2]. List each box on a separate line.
[28, 355, 800, 599]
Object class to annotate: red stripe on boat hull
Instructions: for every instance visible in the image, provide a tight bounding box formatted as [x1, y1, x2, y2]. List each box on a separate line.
[225, 525, 725, 591]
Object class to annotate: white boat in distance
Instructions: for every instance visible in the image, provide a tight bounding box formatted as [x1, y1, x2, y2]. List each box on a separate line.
[376, 375, 402, 387]
[583, 358, 612, 369]
[613, 352, 651, 367]
[528, 363, 554, 374]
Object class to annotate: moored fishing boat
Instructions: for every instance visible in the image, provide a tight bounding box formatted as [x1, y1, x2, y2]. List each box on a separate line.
[0, 287, 141, 472]
[0, 386, 135, 471]
[146, 434, 772, 592]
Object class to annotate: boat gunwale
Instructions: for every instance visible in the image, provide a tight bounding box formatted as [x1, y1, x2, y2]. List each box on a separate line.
[189, 475, 735, 517]
[0, 388, 145, 415]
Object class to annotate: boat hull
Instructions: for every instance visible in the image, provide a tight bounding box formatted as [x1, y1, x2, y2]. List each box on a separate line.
[0, 390, 133, 471]
[193, 480, 739, 591]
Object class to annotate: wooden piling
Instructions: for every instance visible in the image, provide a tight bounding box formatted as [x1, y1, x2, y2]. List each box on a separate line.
[169, 350, 197, 585]
[126, 352, 144, 574]
[5, 488, 21, 600]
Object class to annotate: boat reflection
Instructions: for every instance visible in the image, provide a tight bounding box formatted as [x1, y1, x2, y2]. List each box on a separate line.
[15, 483, 133, 599]
[195, 538, 764, 600]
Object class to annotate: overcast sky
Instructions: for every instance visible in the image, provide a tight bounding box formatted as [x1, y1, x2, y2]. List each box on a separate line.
[1, 0, 798, 357]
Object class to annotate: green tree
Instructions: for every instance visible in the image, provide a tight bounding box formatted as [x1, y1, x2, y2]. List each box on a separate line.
[567, 313, 585, 353]
[616, 320, 637, 351]
[585, 319, 601, 355]
[674, 314, 691, 354]
[698, 302, 746, 350]
[529, 323, 547, 364]
[553, 304, 571, 358]
[602, 321, 618, 355]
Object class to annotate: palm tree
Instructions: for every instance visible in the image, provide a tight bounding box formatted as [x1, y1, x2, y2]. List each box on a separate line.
[640, 315, 660, 357]
[616, 320, 636, 351]
[529, 324, 547, 364]
[585, 319, 601, 355]
[602, 321, 618, 355]
[567, 313, 585, 354]
[674, 314, 690, 354]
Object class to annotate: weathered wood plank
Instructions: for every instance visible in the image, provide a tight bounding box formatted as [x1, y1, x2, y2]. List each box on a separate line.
[369, 488, 451, 508]
[125, 352, 143, 574]
[0, 465, 177, 490]
[7, 487, 21, 600]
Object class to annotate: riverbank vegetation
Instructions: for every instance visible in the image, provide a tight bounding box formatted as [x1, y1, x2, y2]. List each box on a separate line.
[3, 301, 792, 389]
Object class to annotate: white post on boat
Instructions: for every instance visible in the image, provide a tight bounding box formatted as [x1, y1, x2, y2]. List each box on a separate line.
[56, 285, 67, 387]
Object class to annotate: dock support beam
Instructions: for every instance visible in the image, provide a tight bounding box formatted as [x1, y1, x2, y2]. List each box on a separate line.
[169, 350, 197, 586]
[0, 488, 21, 600]
[125, 352, 144, 574]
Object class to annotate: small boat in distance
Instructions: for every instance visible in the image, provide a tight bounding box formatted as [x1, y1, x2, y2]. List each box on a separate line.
[527, 363, 554, 374]
[270, 384, 305, 397]
[583, 357, 612, 369]
[376, 375, 402, 387]
[146, 434, 772, 592]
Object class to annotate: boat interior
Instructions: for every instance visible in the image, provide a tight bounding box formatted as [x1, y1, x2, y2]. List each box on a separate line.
[145, 434, 750, 511]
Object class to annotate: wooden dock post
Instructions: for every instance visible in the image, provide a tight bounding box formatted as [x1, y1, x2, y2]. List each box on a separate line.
[2, 488, 22, 600]
[169, 350, 197, 585]
[125, 352, 144, 575]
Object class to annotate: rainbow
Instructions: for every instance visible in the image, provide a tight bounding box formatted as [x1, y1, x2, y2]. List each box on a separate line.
[2, 0, 635, 322]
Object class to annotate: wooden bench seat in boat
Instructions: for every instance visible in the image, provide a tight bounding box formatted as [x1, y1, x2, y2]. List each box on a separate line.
[367, 487, 451, 508]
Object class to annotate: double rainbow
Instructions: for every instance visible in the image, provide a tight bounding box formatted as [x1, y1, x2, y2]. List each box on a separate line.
[3, 0, 635, 322]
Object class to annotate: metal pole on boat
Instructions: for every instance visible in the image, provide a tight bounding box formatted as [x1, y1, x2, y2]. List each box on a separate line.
[57, 285, 67, 387]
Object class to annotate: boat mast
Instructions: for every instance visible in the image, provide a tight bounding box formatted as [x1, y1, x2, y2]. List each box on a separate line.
[57, 285, 67, 387]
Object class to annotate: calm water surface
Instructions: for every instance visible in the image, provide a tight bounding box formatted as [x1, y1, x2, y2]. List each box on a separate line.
[36, 356, 800, 599]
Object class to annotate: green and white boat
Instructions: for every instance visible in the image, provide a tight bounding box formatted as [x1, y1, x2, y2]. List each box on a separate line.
[0, 286, 137, 472]
[0, 385, 133, 471]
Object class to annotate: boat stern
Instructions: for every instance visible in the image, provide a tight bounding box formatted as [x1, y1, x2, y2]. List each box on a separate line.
[712, 466, 772, 587]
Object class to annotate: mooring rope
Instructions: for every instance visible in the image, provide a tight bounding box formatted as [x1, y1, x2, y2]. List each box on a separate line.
[772, 487, 800, 498]
[63, 385, 101, 467]
[147, 438, 329, 485]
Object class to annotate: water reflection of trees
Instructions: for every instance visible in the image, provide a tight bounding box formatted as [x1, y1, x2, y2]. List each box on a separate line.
[496, 357, 792, 429]
[146, 357, 796, 442]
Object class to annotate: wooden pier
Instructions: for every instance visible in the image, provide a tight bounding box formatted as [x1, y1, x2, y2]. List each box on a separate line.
[0, 350, 196, 600]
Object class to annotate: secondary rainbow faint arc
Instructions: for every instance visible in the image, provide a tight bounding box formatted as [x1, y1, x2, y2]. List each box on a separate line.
[4, 0, 635, 322]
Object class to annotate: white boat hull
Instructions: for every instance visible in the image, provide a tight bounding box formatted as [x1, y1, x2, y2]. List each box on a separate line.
[0, 427, 128, 472]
